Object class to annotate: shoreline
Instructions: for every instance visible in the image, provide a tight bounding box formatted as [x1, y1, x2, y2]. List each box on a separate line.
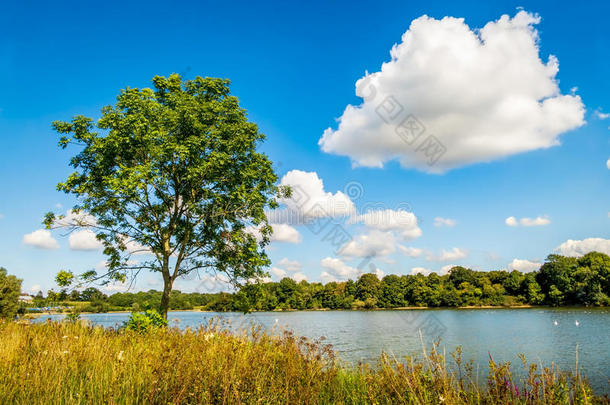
[30, 303, 609, 316]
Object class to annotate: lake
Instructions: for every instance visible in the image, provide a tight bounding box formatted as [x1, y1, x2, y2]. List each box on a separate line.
[35, 307, 610, 394]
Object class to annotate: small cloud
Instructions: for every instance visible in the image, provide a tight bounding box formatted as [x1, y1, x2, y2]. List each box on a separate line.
[505, 216, 518, 227]
[520, 216, 551, 227]
[508, 258, 541, 273]
[595, 108, 610, 120]
[320, 257, 383, 282]
[411, 264, 454, 276]
[269, 267, 287, 279]
[339, 230, 397, 258]
[69, 229, 103, 251]
[29, 284, 42, 294]
[434, 217, 456, 227]
[397, 245, 423, 257]
[505, 215, 550, 227]
[426, 247, 467, 261]
[23, 229, 59, 250]
[277, 258, 302, 273]
[606, 158, 610, 170]
[292, 272, 308, 282]
[350, 208, 422, 240]
[246, 223, 302, 244]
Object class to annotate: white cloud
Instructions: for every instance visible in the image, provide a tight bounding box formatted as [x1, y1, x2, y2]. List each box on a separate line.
[508, 258, 541, 273]
[292, 272, 308, 282]
[269, 258, 304, 281]
[270, 224, 301, 243]
[53, 209, 97, 228]
[426, 247, 468, 261]
[339, 230, 396, 258]
[277, 258, 302, 273]
[269, 267, 287, 279]
[318, 11, 585, 172]
[411, 264, 454, 276]
[505, 216, 518, 227]
[606, 158, 610, 170]
[320, 271, 337, 284]
[320, 257, 383, 282]
[521, 216, 551, 227]
[119, 236, 150, 255]
[350, 208, 422, 239]
[23, 229, 59, 249]
[505, 215, 550, 227]
[554, 238, 610, 257]
[320, 257, 360, 281]
[29, 284, 42, 294]
[397, 245, 423, 257]
[246, 223, 302, 244]
[595, 109, 610, 120]
[278, 170, 355, 219]
[69, 229, 103, 251]
[434, 217, 456, 227]
[100, 282, 130, 294]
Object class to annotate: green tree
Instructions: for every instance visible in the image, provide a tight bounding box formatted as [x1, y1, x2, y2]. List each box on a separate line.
[355, 273, 381, 303]
[537, 254, 577, 304]
[46, 74, 285, 318]
[378, 275, 406, 308]
[0, 268, 22, 320]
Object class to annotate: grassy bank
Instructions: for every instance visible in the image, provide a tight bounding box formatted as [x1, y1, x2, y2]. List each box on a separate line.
[0, 321, 604, 404]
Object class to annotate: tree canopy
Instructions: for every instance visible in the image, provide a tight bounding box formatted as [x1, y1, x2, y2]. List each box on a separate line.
[46, 74, 286, 318]
[37, 252, 610, 313]
[0, 268, 22, 320]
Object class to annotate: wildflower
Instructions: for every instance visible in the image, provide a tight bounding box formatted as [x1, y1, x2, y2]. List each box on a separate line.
[62, 350, 69, 355]
[62, 335, 68, 339]
[117, 351, 124, 362]
[439, 395, 445, 403]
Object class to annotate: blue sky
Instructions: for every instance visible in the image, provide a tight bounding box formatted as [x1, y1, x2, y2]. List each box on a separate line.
[0, 0, 608, 294]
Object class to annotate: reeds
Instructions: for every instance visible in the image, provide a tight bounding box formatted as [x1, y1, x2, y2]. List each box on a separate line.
[0, 320, 604, 404]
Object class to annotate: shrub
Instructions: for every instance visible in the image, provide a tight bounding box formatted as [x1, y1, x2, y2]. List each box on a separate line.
[123, 310, 167, 332]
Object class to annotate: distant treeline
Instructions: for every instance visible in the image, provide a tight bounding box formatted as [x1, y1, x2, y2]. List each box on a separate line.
[35, 252, 609, 312]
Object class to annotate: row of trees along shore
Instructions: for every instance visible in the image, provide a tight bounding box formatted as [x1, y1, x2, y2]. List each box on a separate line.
[25, 251, 610, 313]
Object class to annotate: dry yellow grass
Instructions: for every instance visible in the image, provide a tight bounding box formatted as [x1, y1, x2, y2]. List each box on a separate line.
[0, 320, 604, 404]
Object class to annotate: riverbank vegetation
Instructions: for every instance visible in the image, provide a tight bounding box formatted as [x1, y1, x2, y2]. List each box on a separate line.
[0, 320, 603, 404]
[28, 252, 610, 313]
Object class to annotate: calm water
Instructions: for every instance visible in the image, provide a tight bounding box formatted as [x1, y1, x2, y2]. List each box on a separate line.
[36, 308, 610, 393]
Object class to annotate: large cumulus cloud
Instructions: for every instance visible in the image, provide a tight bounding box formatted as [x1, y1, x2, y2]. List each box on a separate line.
[319, 11, 585, 172]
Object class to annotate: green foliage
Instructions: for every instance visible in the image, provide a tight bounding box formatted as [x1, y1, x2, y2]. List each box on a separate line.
[0, 268, 22, 320]
[55, 270, 74, 287]
[39, 251, 610, 313]
[124, 310, 168, 332]
[65, 310, 81, 323]
[49, 74, 284, 318]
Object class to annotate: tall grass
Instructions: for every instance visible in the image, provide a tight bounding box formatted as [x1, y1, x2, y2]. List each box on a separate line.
[0, 320, 604, 404]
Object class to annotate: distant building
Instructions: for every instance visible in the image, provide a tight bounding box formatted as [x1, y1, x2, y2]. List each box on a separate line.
[18, 294, 34, 303]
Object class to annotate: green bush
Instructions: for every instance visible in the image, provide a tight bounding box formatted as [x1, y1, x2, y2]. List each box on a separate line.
[123, 310, 167, 332]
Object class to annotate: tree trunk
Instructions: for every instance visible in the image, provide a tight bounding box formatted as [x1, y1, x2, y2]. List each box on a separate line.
[159, 273, 173, 320]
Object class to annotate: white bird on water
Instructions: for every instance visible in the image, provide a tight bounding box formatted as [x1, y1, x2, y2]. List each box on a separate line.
[553, 320, 558, 326]
[575, 320, 580, 327]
